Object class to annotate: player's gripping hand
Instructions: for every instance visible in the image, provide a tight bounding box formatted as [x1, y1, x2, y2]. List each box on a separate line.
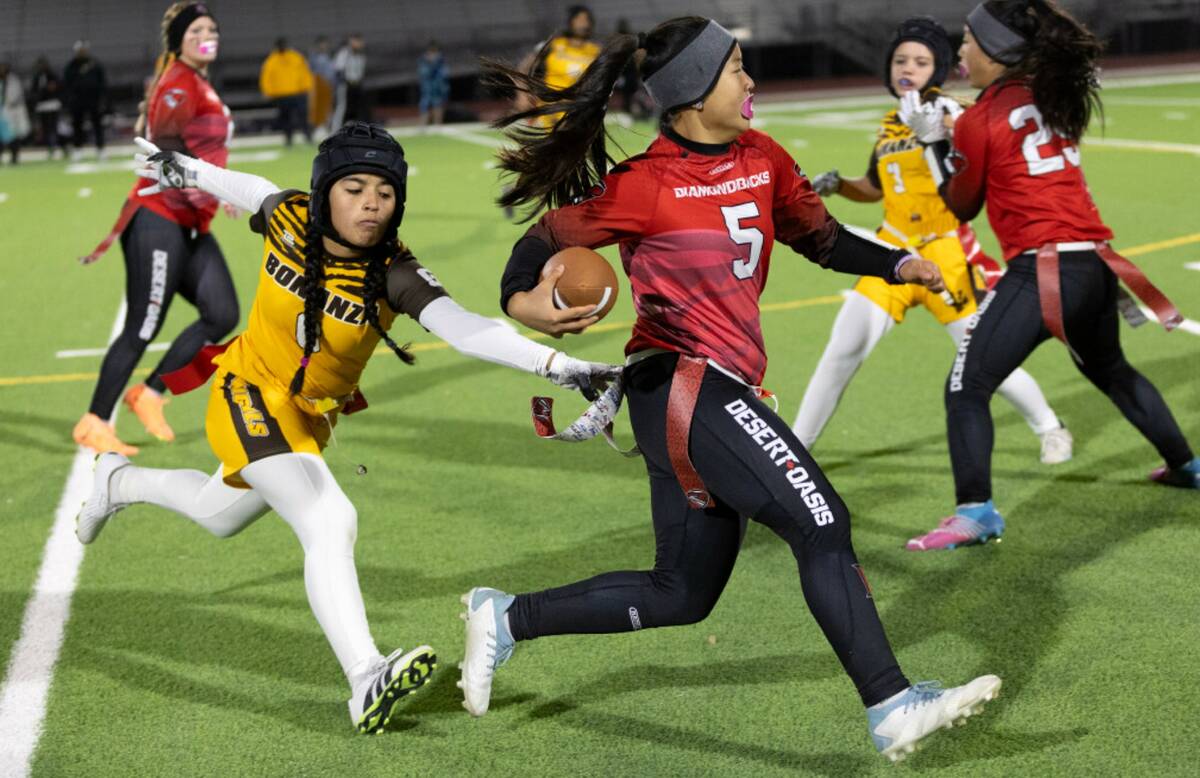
[811, 169, 841, 197]
[896, 255, 946, 293]
[898, 91, 953, 144]
[540, 352, 622, 397]
[506, 264, 601, 338]
[133, 137, 201, 196]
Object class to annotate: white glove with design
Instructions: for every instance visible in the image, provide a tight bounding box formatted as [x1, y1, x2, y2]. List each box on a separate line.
[811, 169, 841, 197]
[540, 351, 623, 398]
[133, 137, 202, 195]
[897, 91, 962, 144]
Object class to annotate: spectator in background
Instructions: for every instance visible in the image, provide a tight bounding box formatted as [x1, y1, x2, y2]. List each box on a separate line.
[260, 37, 314, 146]
[0, 62, 31, 164]
[418, 41, 449, 127]
[63, 40, 108, 160]
[309, 36, 337, 135]
[614, 18, 652, 120]
[31, 57, 64, 158]
[333, 33, 368, 126]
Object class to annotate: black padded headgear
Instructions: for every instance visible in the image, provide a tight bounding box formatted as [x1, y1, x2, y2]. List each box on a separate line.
[309, 121, 408, 250]
[884, 16, 954, 98]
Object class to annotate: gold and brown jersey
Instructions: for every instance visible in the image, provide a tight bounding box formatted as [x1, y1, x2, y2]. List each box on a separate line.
[214, 191, 447, 412]
[866, 94, 962, 248]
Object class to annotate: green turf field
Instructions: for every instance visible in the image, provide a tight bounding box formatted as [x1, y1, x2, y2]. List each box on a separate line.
[1, 75, 1197, 777]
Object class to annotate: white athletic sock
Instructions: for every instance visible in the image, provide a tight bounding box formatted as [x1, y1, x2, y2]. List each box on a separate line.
[945, 318, 1060, 435]
[793, 291, 894, 448]
[111, 464, 268, 538]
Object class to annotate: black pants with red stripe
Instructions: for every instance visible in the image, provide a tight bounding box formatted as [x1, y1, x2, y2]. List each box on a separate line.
[88, 208, 239, 418]
[507, 352, 909, 707]
[946, 252, 1193, 504]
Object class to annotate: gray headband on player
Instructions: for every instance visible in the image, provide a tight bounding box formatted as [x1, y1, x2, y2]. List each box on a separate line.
[967, 3, 1028, 65]
[643, 20, 737, 112]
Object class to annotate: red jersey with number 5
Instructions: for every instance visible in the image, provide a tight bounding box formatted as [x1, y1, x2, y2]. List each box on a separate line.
[944, 79, 1112, 259]
[525, 129, 839, 386]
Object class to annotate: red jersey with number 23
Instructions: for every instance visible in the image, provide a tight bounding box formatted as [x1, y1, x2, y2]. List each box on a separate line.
[526, 129, 839, 386]
[945, 79, 1112, 259]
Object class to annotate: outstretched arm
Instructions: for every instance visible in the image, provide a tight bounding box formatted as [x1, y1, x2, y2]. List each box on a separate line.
[417, 296, 619, 394]
[134, 137, 281, 214]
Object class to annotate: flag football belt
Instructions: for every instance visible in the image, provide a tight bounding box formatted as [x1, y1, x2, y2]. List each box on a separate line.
[1029, 241, 1182, 362]
[80, 198, 142, 264]
[880, 219, 957, 250]
[161, 338, 369, 415]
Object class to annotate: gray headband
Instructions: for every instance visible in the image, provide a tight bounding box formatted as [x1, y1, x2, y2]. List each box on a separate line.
[643, 21, 737, 112]
[967, 3, 1028, 65]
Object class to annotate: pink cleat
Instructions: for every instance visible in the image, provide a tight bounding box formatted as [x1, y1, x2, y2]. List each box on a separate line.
[906, 502, 1005, 551]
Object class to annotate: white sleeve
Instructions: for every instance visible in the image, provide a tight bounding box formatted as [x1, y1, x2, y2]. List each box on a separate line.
[191, 157, 282, 213]
[417, 296, 555, 376]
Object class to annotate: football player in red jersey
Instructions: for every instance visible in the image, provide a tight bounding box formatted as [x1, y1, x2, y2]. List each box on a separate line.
[74, 2, 239, 455]
[903, 0, 1198, 551]
[458, 16, 1002, 761]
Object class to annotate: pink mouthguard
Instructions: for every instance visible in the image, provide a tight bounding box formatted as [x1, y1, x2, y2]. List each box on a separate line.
[741, 96, 754, 120]
[199, 41, 218, 55]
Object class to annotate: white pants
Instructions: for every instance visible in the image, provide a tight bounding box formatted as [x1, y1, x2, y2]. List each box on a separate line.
[793, 290, 1060, 448]
[112, 453, 382, 685]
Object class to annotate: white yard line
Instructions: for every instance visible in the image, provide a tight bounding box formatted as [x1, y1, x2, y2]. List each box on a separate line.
[1082, 137, 1200, 156]
[0, 300, 127, 778]
[56, 341, 169, 359]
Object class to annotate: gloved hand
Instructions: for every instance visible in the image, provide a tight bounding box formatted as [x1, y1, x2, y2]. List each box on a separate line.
[898, 91, 956, 144]
[133, 136, 201, 195]
[811, 169, 841, 197]
[541, 352, 623, 398]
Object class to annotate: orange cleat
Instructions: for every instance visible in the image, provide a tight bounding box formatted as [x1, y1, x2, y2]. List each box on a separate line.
[73, 413, 139, 457]
[123, 383, 175, 442]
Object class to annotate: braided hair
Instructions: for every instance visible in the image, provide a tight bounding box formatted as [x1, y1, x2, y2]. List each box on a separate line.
[286, 221, 414, 396]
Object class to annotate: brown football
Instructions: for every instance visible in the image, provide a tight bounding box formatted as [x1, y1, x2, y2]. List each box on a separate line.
[540, 246, 619, 320]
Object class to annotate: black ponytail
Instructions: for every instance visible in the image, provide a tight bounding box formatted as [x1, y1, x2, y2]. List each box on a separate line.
[988, 0, 1102, 141]
[289, 221, 327, 395]
[485, 15, 709, 218]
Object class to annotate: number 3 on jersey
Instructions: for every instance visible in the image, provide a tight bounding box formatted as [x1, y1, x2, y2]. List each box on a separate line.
[722, 202, 763, 280]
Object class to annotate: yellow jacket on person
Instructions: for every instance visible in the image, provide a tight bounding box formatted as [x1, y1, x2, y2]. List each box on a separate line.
[260, 49, 314, 99]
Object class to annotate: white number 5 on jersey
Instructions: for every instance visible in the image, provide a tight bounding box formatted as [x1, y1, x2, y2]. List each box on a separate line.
[722, 202, 763, 280]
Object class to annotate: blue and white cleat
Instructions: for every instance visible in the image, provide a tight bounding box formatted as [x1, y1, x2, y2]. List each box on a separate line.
[868, 675, 1002, 762]
[76, 452, 132, 545]
[1150, 457, 1200, 490]
[906, 501, 1005, 551]
[348, 645, 437, 734]
[458, 587, 515, 717]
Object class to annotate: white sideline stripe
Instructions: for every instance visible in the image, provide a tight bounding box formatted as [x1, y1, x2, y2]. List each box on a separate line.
[1141, 306, 1200, 337]
[440, 127, 506, 149]
[0, 299, 126, 778]
[65, 150, 281, 175]
[56, 341, 170, 359]
[1185, 262, 1200, 272]
[1082, 137, 1200, 156]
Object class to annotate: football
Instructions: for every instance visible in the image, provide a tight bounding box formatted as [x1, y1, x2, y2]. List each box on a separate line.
[541, 246, 619, 320]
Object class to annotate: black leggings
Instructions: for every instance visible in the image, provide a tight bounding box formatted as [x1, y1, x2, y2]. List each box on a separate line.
[946, 252, 1193, 504]
[507, 352, 908, 706]
[88, 208, 239, 418]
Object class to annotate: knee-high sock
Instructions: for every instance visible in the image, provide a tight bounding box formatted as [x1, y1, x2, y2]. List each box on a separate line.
[240, 453, 381, 683]
[793, 291, 894, 448]
[945, 318, 1060, 435]
[112, 464, 269, 538]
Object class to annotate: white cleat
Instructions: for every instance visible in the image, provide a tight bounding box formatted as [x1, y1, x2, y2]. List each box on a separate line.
[867, 675, 1002, 762]
[1039, 425, 1073, 465]
[459, 587, 515, 717]
[75, 452, 131, 544]
[347, 645, 437, 734]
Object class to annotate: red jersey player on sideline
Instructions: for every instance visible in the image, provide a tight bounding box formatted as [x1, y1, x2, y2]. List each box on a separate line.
[900, 0, 1197, 553]
[75, 2, 240, 455]
[457, 16, 1003, 763]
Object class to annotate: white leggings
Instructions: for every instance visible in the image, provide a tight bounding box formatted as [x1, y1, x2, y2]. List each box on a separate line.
[112, 453, 381, 685]
[792, 290, 1061, 449]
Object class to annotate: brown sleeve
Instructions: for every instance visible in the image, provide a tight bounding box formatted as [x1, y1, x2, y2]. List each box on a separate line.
[250, 188, 304, 235]
[385, 252, 450, 320]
